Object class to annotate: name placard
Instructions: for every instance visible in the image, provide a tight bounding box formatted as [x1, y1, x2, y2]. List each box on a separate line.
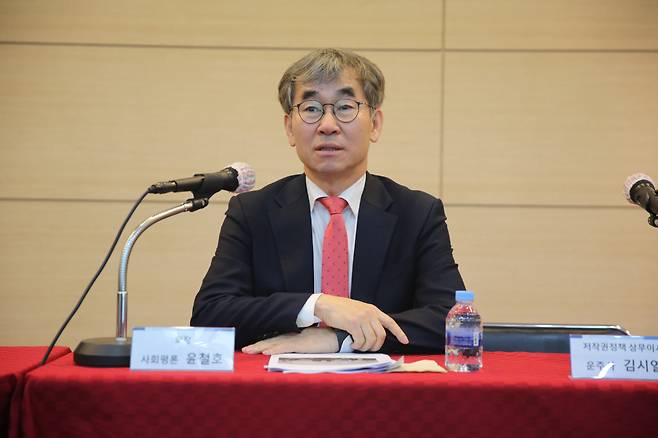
[130, 326, 235, 371]
[569, 335, 658, 381]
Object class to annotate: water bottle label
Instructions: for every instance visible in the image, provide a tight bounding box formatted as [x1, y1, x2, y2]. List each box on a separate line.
[447, 328, 482, 347]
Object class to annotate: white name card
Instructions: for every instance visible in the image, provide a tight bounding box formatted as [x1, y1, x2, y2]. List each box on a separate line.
[569, 335, 658, 381]
[130, 326, 235, 371]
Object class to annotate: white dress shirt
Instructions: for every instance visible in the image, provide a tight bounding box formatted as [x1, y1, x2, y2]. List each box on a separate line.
[295, 174, 366, 352]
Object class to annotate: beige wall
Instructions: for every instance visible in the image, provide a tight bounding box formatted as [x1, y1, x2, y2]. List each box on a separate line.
[1, 1, 657, 349]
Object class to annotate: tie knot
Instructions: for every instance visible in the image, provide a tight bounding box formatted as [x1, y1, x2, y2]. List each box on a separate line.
[319, 196, 348, 215]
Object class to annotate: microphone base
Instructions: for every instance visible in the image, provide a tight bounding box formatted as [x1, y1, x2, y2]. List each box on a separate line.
[74, 337, 131, 367]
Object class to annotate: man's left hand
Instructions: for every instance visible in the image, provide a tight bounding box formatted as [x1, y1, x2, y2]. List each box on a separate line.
[242, 327, 339, 355]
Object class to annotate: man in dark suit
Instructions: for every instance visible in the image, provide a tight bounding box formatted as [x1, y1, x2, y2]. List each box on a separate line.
[191, 48, 465, 354]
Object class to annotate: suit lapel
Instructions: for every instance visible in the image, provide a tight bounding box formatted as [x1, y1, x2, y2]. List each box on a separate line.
[268, 175, 314, 293]
[351, 174, 397, 303]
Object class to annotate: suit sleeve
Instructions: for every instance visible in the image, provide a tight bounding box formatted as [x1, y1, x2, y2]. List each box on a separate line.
[190, 195, 312, 349]
[381, 199, 464, 354]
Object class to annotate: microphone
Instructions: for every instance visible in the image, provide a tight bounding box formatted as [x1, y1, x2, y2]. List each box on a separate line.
[624, 173, 658, 227]
[148, 162, 256, 199]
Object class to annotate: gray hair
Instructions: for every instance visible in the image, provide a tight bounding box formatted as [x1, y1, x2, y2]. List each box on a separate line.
[278, 48, 385, 114]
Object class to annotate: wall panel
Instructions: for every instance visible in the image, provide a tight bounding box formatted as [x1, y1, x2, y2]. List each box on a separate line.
[446, 0, 658, 50]
[0, 46, 294, 200]
[0, 198, 228, 347]
[446, 205, 657, 336]
[0, 46, 442, 200]
[0, 0, 443, 49]
[443, 52, 658, 206]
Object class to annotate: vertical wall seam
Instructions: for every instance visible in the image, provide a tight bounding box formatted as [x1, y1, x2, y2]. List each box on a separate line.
[439, 0, 447, 199]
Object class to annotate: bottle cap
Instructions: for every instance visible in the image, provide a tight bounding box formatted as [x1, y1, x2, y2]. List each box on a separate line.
[455, 290, 474, 302]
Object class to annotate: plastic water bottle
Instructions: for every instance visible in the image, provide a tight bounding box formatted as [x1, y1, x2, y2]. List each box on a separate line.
[445, 290, 483, 372]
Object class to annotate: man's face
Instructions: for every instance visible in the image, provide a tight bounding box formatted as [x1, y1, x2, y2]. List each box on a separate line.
[284, 69, 383, 192]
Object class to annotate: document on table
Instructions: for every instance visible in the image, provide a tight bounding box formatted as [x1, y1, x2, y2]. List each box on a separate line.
[266, 353, 403, 374]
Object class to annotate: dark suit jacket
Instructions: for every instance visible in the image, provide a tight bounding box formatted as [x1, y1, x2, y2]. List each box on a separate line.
[191, 173, 465, 353]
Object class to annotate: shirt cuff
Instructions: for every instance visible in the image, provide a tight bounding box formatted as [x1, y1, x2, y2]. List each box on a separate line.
[339, 334, 354, 353]
[296, 293, 322, 328]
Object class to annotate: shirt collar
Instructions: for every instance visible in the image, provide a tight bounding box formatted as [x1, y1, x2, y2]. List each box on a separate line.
[306, 174, 366, 217]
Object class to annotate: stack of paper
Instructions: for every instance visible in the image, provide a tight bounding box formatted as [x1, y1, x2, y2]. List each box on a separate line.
[266, 353, 403, 374]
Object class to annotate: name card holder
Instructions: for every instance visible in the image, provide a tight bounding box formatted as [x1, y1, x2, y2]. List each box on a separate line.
[570, 335, 658, 381]
[130, 326, 235, 371]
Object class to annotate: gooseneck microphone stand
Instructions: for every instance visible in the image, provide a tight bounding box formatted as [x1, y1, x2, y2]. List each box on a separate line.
[73, 198, 209, 367]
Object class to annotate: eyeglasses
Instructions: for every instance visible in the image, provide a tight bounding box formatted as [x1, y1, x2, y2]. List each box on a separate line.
[291, 99, 374, 124]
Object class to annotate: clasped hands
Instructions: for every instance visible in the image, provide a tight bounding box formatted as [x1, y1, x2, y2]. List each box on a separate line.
[242, 294, 408, 355]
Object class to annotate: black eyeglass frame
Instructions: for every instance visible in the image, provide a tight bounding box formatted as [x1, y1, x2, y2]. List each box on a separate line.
[290, 99, 375, 124]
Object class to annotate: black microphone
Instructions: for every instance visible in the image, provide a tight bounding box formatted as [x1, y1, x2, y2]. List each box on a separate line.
[148, 162, 256, 199]
[624, 173, 658, 227]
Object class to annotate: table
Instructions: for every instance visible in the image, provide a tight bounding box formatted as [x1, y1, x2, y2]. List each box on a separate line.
[0, 347, 70, 438]
[21, 352, 658, 438]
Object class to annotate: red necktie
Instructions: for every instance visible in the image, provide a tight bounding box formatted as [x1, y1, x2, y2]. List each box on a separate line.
[319, 196, 349, 298]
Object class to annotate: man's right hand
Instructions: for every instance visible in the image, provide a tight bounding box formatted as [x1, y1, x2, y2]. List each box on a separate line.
[314, 294, 409, 351]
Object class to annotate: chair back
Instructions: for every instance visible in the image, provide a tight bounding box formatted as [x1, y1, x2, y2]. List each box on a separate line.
[483, 323, 631, 353]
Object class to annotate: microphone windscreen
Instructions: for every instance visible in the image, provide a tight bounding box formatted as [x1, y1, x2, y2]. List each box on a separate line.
[230, 162, 256, 193]
[624, 173, 655, 204]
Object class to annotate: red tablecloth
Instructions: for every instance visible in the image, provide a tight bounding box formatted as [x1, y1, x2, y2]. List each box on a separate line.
[21, 352, 658, 438]
[0, 347, 70, 438]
